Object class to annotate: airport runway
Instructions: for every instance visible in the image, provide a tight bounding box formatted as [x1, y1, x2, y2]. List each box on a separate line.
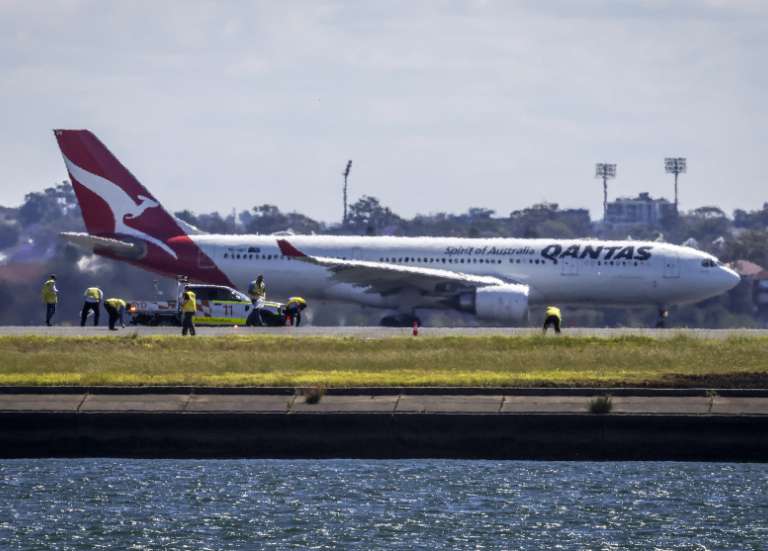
[1, 325, 767, 338]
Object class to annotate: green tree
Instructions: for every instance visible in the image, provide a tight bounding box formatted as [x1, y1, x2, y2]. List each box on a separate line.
[347, 196, 401, 235]
[0, 223, 19, 249]
[18, 183, 79, 227]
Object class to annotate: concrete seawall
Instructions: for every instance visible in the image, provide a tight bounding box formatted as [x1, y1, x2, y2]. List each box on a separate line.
[1, 391, 767, 460]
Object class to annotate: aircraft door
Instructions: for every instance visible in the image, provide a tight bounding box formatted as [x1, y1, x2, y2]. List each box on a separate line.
[663, 253, 680, 279]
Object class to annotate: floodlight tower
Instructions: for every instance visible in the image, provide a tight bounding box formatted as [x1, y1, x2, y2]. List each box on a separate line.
[342, 160, 352, 227]
[595, 163, 617, 222]
[664, 157, 686, 213]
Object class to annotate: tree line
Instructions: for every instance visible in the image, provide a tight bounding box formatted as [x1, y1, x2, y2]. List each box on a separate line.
[0, 182, 766, 326]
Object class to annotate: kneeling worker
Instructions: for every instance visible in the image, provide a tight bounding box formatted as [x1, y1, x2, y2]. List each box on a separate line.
[543, 306, 562, 335]
[104, 297, 126, 331]
[81, 286, 103, 326]
[284, 297, 307, 326]
[181, 287, 196, 336]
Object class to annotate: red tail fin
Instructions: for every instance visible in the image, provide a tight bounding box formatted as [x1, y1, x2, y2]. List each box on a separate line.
[53, 130, 184, 258]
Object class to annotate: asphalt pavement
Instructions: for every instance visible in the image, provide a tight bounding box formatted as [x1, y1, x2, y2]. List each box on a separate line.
[1, 325, 767, 338]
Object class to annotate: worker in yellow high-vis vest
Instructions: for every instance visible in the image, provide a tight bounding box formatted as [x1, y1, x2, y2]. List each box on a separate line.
[81, 286, 103, 327]
[543, 306, 562, 335]
[284, 296, 308, 327]
[247, 275, 266, 326]
[104, 297, 126, 331]
[181, 287, 197, 336]
[41, 274, 58, 326]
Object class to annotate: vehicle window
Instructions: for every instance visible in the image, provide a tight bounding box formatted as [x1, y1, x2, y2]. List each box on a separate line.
[231, 290, 249, 302]
[209, 288, 234, 301]
[190, 287, 211, 301]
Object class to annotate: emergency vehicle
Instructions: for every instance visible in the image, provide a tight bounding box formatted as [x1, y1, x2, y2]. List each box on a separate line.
[127, 282, 289, 326]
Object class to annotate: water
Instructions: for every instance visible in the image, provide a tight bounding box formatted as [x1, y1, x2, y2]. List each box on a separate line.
[0, 460, 766, 550]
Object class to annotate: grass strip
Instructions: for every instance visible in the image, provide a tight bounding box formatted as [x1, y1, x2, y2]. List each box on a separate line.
[0, 334, 767, 388]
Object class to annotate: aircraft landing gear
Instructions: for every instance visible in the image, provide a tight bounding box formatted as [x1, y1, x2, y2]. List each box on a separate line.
[380, 314, 422, 327]
[655, 308, 669, 328]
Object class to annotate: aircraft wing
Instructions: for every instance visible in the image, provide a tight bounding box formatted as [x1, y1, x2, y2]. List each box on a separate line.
[277, 239, 506, 295]
[60, 232, 139, 258]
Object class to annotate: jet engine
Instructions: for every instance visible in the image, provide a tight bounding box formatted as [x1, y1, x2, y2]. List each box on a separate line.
[456, 284, 529, 323]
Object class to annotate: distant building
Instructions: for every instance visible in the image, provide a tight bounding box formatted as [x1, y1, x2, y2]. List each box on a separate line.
[728, 260, 768, 325]
[605, 192, 676, 227]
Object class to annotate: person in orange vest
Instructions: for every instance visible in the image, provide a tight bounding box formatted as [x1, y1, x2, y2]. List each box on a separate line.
[181, 287, 197, 336]
[41, 274, 58, 326]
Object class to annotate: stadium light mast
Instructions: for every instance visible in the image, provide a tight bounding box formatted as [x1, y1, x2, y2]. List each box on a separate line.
[664, 157, 686, 213]
[595, 163, 617, 222]
[342, 160, 352, 227]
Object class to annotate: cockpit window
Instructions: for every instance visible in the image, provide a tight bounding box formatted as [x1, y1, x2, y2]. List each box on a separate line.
[701, 259, 716, 268]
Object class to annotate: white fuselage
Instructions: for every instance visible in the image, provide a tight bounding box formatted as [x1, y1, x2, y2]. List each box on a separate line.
[189, 235, 740, 311]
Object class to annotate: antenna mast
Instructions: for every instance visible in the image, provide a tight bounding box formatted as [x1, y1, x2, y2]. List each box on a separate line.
[342, 160, 352, 226]
[595, 163, 617, 223]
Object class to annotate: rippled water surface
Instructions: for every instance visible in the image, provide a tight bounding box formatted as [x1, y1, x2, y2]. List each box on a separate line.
[0, 460, 766, 550]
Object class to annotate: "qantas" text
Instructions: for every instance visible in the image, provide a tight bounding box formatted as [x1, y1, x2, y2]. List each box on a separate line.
[540, 244, 653, 263]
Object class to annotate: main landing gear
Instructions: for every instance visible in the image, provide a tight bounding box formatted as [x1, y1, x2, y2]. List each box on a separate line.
[655, 307, 669, 328]
[380, 313, 422, 327]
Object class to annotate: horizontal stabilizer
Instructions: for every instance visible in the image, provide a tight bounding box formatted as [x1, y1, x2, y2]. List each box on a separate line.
[60, 232, 140, 258]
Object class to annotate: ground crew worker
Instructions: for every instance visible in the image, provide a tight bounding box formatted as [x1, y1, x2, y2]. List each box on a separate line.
[181, 287, 196, 336]
[103, 298, 126, 331]
[41, 274, 58, 326]
[284, 297, 307, 327]
[81, 286, 103, 326]
[543, 306, 562, 335]
[247, 275, 266, 326]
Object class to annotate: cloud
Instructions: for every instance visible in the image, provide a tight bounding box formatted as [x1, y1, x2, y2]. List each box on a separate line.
[1, 1, 767, 222]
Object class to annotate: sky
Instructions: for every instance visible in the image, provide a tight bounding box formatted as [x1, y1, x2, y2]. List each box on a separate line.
[1, 0, 766, 224]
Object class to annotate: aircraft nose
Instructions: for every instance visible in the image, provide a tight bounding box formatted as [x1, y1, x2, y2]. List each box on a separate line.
[720, 265, 741, 291]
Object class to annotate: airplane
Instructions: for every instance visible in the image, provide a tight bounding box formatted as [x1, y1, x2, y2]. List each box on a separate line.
[53, 129, 741, 327]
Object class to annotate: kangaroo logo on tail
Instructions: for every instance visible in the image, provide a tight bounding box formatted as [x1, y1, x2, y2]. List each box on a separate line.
[63, 156, 178, 259]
